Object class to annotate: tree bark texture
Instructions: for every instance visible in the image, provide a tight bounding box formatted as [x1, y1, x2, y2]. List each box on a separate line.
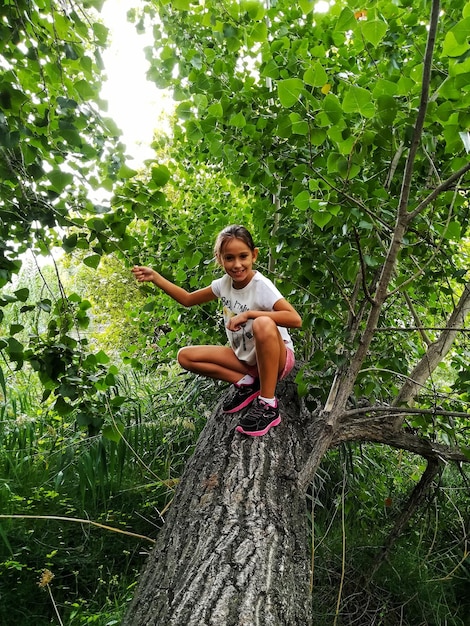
[123, 377, 315, 626]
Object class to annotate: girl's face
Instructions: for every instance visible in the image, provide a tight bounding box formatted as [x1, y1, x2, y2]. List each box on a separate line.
[219, 237, 258, 289]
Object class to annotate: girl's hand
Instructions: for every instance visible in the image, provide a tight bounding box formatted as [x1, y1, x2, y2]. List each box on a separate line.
[227, 312, 248, 332]
[132, 266, 155, 283]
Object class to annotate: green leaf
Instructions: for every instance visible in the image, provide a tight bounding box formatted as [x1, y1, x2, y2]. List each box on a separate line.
[311, 211, 332, 229]
[448, 17, 470, 45]
[322, 93, 343, 124]
[443, 18, 470, 57]
[118, 164, 138, 179]
[176, 101, 193, 119]
[342, 86, 375, 118]
[360, 20, 388, 47]
[54, 396, 74, 416]
[299, 0, 315, 15]
[377, 94, 398, 124]
[294, 190, 310, 210]
[74, 79, 95, 99]
[14, 287, 29, 302]
[0, 365, 6, 399]
[83, 254, 101, 269]
[102, 420, 125, 443]
[208, 102, 224, 117]
[62, 233, 78, 252]
[7, 337, 23, 357]
[242, 0, 265, 19]
[251, 22, 267, 42]
[336, 7, 356, 32]
[95, 350, 110, 364]
[437, 220, 461, 240]
[289, 113, 308, 135]
[303, 62, 328, 88]
[173, 0, 191, 9]
[278, 78, 304, 108]
[229, 111, 246, 128]
[151, 164, 171, 187]
[48, 170, 74, 192]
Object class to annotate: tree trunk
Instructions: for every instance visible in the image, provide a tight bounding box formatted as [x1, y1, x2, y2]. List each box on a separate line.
[123, 377, 315, 626]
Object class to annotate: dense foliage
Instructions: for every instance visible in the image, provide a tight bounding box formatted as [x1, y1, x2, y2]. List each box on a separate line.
[127, 0, 470, 453]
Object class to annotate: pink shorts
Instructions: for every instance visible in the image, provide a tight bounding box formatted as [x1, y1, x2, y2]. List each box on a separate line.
[245, 343, 295, 381]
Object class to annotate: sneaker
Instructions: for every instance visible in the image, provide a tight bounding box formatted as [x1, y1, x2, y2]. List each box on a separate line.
[235, 398, 281, 437]
[222, 378, 260, 413]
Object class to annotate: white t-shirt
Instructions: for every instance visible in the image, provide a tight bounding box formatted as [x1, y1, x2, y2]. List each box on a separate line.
[211, 271, 294, 366]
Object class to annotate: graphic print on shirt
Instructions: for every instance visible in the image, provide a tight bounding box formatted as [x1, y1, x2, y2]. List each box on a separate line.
[222, 301, 254, 352]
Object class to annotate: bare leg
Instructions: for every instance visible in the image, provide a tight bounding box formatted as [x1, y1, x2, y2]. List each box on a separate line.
[177, 345, 251, 384]
[252, 316, 287, 398]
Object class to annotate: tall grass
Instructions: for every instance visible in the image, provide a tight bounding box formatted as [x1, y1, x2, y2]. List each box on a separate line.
[0, 367, 219, 625]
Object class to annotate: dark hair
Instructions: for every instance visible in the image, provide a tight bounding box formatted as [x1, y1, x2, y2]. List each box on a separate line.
[213, 225, 256, 262]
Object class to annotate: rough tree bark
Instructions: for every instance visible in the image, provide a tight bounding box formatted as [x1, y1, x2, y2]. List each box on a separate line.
[123, 376, 316, 626]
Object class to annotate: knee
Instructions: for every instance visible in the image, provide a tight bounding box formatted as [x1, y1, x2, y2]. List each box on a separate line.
[252, 316, 278, 342]
[177, 346, 191, 370]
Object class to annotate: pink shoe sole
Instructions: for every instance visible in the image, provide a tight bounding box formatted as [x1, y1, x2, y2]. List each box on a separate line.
[235, 416, 281, 437]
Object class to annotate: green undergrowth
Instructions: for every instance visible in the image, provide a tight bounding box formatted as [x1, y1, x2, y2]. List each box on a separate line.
[310, 445, 470, 626]
[0, 368, 219, 626]
[1, 373, 468, 625]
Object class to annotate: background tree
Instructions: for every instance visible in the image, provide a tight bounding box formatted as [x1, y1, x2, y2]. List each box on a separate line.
[0, 0, 136, 433]
[122, 0, 470, 623]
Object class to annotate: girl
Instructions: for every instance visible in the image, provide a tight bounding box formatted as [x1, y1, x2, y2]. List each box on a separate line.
[131, 225, 302, 437]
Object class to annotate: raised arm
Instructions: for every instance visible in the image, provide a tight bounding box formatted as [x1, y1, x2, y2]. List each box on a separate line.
[132, 266, 216, 307]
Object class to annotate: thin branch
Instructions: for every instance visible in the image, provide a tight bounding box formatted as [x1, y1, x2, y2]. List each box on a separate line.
[387, 182, 459, 298]
[394, 282, 470, 408]
[375, 326, 470, 333]
[408, 160, 470, 221]
[384, 140, 405, 189]
[333, 463, 347, 626]
[398, 0, 440, 222]
[403, 291, 431, 346]
[354, 228, 375, 305]
[0, 514, 156, 543]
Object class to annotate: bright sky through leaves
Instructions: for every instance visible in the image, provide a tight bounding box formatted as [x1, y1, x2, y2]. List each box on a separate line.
[101, 0, 172, 167]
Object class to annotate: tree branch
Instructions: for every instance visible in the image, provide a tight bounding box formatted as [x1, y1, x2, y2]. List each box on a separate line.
[408, 160, 470, 221]
[402, 291, 431, 346]
[393, 282, 470, 409]
[398, 0, 440, 222]
[367, 457, 444, 580]
[319, 0, 442, 418]
[354, 228, 375, 305]
[332, 411, 469, 463]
